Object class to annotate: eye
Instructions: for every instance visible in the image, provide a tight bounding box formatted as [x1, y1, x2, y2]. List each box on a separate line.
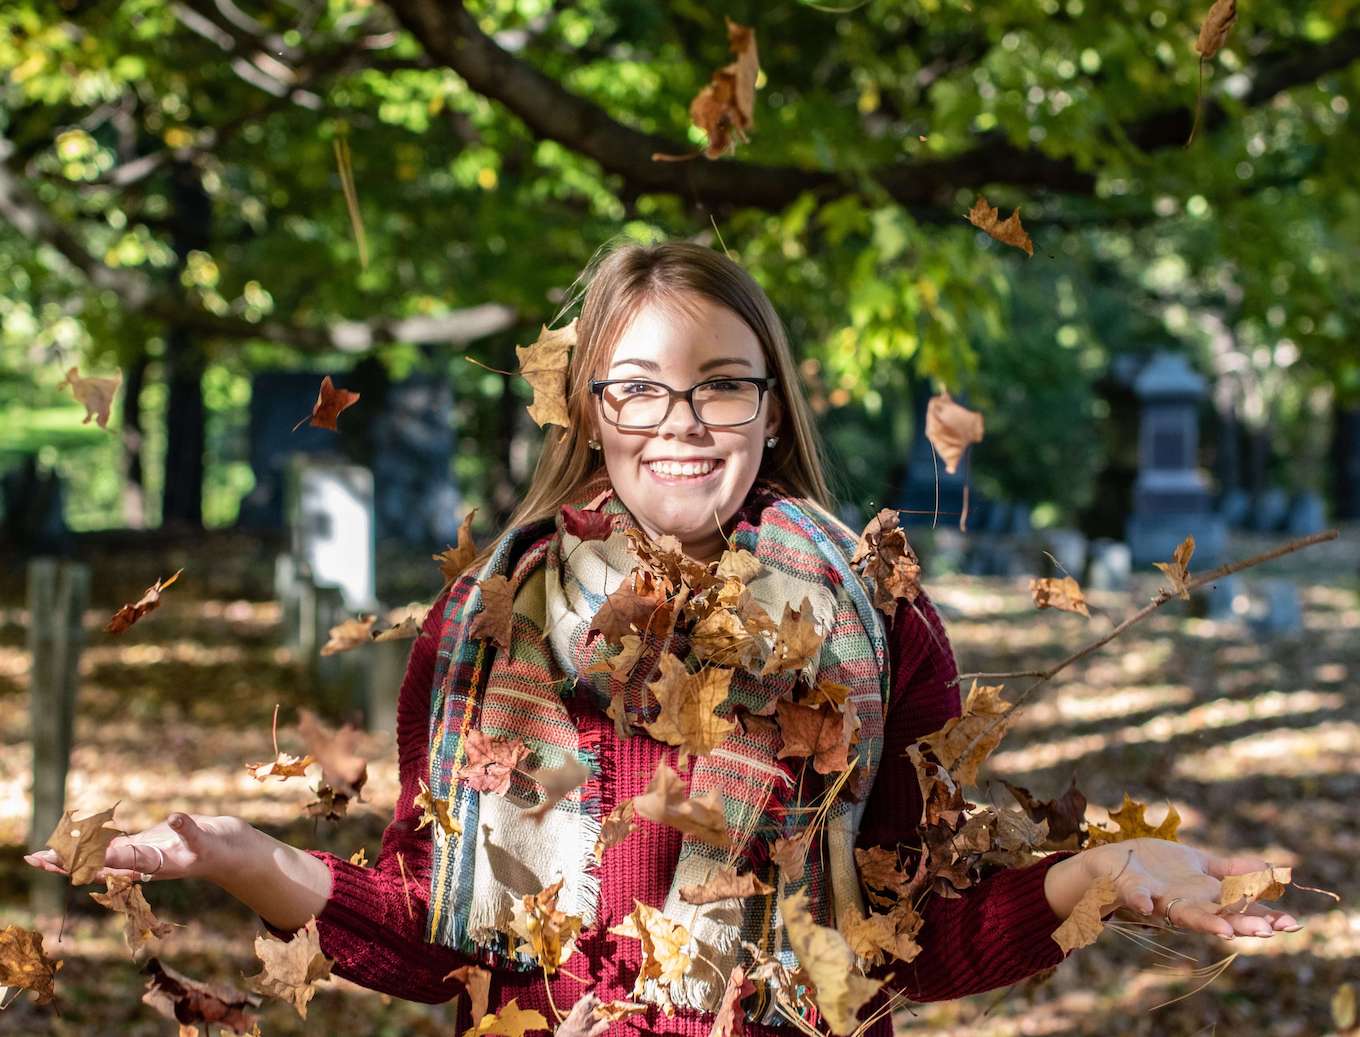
[705, 380, 745, 392]
[618, 380, 662, 395]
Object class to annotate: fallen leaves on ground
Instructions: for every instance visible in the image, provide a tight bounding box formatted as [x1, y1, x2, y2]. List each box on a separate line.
[515, 321, 576, 429]
[1086, 792, 1181, 846]
[414, 778, 462, 841]
[142, 957, 258, 1034]
[1217, 865, 1292, 913]
[781, 890, 881, 1035]
[678, 866, 774, 905]
[1030, 576, 1090, 618]
[456, 729, 531, 795]
[246, 917, 332, 1019]
[850, 508, 921, 617]
[643, 653, 737, 763]
[106, 569, 184, 634]
[1155, 535, 1196, 600]
[507, 878, 583, 975]
[1052, 876, 1119, 954]
[461, 997, 549, 1037]
[919, 680, 1012, 787]
[524, 752, 590, 820]
[60, 365, 121, 429]
[291, 375, 360, 433]
[0, 925, 62, 1006]
[46, 803, 122, 885]
[469, 575, 514, 650]
[90, 876, 175, 954]
[925, 389, 987, 475]
[966, 196, 1034, 257]
[632, 760, 730, 847]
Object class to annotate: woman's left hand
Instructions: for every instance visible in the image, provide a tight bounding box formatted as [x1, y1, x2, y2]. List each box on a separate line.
[1046, 838, 1303, 939]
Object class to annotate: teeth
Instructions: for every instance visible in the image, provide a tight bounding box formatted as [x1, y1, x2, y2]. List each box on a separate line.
[647, 460, 717, 477]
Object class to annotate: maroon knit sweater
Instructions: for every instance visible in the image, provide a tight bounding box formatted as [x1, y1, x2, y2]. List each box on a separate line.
[301, 588, 1071, 1034]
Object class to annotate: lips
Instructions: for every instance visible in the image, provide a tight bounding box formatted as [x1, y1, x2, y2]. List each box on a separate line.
[643, 458, 725, 484]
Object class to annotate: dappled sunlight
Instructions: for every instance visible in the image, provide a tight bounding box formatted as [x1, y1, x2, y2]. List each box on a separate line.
[1172, 721, 1360, 780]
[1011, 684, 1196, 729]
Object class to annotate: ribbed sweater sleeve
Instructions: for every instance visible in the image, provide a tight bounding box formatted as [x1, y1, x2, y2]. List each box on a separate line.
[301, 589, 476, 1003]
[857, 589, 1072, 1002]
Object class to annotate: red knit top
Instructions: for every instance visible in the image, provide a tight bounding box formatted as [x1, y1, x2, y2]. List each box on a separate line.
[300, 587, 1071, 1034]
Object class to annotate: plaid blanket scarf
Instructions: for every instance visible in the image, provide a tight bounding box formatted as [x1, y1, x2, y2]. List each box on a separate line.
[424, 477, 890, 1022]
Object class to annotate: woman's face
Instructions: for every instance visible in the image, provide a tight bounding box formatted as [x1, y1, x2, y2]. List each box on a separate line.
[591, 295, 781, 564]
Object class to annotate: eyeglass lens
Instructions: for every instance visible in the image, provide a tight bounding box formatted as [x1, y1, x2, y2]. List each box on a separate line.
[600, 380, 761, 429]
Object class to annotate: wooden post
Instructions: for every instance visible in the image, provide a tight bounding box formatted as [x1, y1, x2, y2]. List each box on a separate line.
[27, 558, 89, 915]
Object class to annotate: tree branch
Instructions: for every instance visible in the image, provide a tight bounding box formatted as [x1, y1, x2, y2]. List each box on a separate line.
[0, 136, 517, 352]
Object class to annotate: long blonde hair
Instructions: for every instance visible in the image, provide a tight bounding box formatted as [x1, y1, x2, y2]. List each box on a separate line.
[457, 238, 840, 580]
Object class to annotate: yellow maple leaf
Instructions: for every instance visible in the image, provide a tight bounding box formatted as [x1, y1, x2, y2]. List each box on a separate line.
[1086, 793, 1180, 847]
[507, 879, 582, 975]
[609, 900, 693, 992]
[919, 680, 1012, 787]
[642, 653, 737, 763]
[460, 997, 550, 1037]
[1217, 865, 1292, 913]
[1029, 576, 1091, 618]
[781, 891, 881, 1035]
[514, 320, 576, 429]
[760, 595, 825, 679]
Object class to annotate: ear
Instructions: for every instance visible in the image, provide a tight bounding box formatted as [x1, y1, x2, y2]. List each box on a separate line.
[764, 389, 783, 438]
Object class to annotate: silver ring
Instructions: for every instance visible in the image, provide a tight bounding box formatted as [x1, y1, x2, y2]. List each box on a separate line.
[1163, 896, 1187, 928]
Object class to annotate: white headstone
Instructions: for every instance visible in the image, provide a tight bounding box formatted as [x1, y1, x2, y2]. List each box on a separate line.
[288, 458, 375, 611]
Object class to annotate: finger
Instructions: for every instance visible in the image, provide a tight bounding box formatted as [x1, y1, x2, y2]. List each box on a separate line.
[1114, 871, 1161, 915]
[22, 851, 69, 876]
[1204, 853, 1273, 879]
[1230, 903, 1303, 932]
[1169, 899, 1235, 939]
[1221, 910, 1275, 938]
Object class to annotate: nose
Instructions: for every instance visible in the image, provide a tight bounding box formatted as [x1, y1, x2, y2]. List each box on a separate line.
[655, 390, 708, 440]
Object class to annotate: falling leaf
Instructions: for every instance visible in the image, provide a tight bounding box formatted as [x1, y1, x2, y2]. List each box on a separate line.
[1333, 983, 1357, 1032]
[246, 917, 332, 1018]
[851, 508, 921, 618]
[772, 832, 810, 882]
[1086, 793, 1181, 847]
[59, 366, 121, 429]
[524, 753, 590, 820]
[414, 778, 463, 841]
[1004, 777, 1088, 848]
[781, 891, 881, 1035]
[1052, 876, 1119, 954]
[297, 710, 368, 820]
[643, 653, 737, 763]
[775, 698, 857, 775]
[907, 744, 967, 828]
[1194, 0, 1237, 58]
[0, 925, 62, 1006]
[444, 965, 491, 1026]
[318, 614, 376, 655]
[632, 760, 730, 847]
[559, 504, 621, 541]
[91, 876, 175, 953]
[689, 597, 769, 672]
[46, 804, 122, 885]
[349, 847, 368, 867]
[1154, 535, 1196, 600]
[839, 902, 923, 965]
[507, 879, 583, 975]
[593, 799, 636, 861]
[685, 18, 760, 159]
[1030, 576, 1090, 618]
[291, 375, 360, 433]
[456, 729, 531, 795]
[461, 997, 550, 1037]
[142, 958, 259, 1033]
[854, 847, 908, 907]
[760, 595, 824, 678]
[709, 965, 756, 1037]
[678, 866, 774, 905]
[1217, 865, 1292, 913]
[965, 195, 1034, 257]
[515, 320, 576, 429]
[246, 751, 315, 782]
[434, 509, 479, 586]
[919, 680, 1012, 787]
[106, 569, 184, 634]
[610, 900, 693, 994]
[469, 575, 514, 650]
[925, 389, 986, 475]
[372, 602, 427, 642]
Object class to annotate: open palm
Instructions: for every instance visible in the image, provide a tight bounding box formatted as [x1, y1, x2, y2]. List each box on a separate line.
[24, 813, 239, 884]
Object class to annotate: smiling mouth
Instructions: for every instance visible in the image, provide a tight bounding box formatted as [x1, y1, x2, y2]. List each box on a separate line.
[644, 458, 724, 482]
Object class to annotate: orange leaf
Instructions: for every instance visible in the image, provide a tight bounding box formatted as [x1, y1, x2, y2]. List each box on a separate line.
[46, 804, 122, 885]
[1154, 535, 1195, 600]
[1195, 0, 1237, 59]
[434, 509, 479, 586]
[507, 879, 583, 976]
[593, 798, 636, 861]
[687, 18, 760, 160]
[774, 698, 857, 775]
[1086, 793, 1180, 847]
[91, 876, 174, 953]
[851, 508, 921, 618]
[642, 653, 737, 764]
[291, 375, 360, 433]
[514, 321, 575, 429]
[297, 710, 368, 820]
[456, 729, 531, 796]
[469, 575, 514, 650]
[966, 195, 1034, 257]
[414, 778, 463, 841]
[319, 614, 376, 655]
[918, 680, 1012, 787]
[105, 569, 183, 634]
[678, 866, 774, 905]
[925, 389, 985, 475]
[246, 917, 332, 1019]
[0, 924, 62, 1006]
[59, 366, 121, 429]
[632, 760, 730, 847]
[1029, 576, 1090, 618]
[444, 965, 491, 1025]
[1217, 866, 1292, 913]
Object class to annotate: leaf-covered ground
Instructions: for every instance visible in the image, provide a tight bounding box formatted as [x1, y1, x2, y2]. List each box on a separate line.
[1, 528, 1355, 1035]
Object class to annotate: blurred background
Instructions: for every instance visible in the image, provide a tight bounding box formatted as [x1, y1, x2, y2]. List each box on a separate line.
[1, 0, 1357, 1034]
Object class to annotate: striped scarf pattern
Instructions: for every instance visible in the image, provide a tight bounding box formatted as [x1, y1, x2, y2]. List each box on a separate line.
[424, 478, 890, 1022]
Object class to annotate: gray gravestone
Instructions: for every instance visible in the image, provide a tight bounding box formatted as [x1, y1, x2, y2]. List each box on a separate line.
[288, 458, 376, 612]
[1125, 353, 1227, 568]
[1042, 529, 1089, 580]
[1217, 488, 1251, 529]
[1248, 579, 1304, 638]
[1285, 491, 1326, 536]
[1087, 538, 1132, 592]
[1250, 486, 1290, 533]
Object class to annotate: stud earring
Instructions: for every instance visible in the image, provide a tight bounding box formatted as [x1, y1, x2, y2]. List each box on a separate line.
[588, 438, 601, 450]
[765, 436, 778, 448]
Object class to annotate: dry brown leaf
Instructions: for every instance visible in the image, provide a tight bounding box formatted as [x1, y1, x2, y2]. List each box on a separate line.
[507, 878, 583, 975]
[1029, 576, 1090, 618]
[761, 595, 825, 678]
[716, 547, 762, 583]
[1154, 535, 1196, 600]
[469, 575, 514, 650]
[593, 798, 637, 861]
[414, 778, 463, 841]
[690, 605, 767, 672]
[349, 847, 368, 867]
[684, 18, 760, 160]
[1052, 876, 1119, 954]
[966, 196, 1034, 257]
[907, 744, 967, 828]
[46, 804, 122, 885]
[444, 964, 491, 1026]
[709, 964, 756, 1037]
[60, 365, 121, 429]
[514, 320, 576, 429]
[245, 751, 315, 782]
[678, 866, 774, 905]
[839, 902, 923, 965]
[142, 958, 258, 1033]
[610, 900, 693, 993]
[1086, 793, 1181, 847]
[456, 729, 531, 796]
[91, 876, 175, 953]
[851, 508, 922, 617]
[633, 760, 730, 847]
[593, 999, 649, 1023]
[1195, 0, 1237, 58]
[1005, 776, 1088, 848]
[434, 509, 479, 586]
[925, 389, 987, 475]
[590, 569, 682, 645]
[772, 832, 810, 882]
[297, 711, 368, 820]
[461, 997, 550, 1037]
[1217, 865, 1292, 913]
[854, 846, 908, 907]
[524, 753, 590, 821]
[372, 602, 427, 642]
[106, 569, 184, 635]
[775, 698, 857, 775]
[0, 924, 62, 1006]
[643, 653, 737, 763]
[781, 890, 881, 1035]
[919, 680, 1012, 787]
[319, 614, 376, 655]
[246, 917, 332, 1018]
[291, 375, 360, 433]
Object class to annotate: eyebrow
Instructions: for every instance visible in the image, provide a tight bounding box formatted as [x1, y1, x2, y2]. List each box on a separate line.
[610, 356, 754, 373]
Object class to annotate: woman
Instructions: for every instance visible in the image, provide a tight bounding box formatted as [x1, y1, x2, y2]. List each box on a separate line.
[28, 241, 1299, 1035]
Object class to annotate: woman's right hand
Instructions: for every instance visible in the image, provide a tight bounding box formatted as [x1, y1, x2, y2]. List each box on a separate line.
[24, 812, 244, 885]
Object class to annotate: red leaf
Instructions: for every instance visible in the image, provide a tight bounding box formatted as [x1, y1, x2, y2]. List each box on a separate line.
[559, 504, 620, 542]
[292, 376, 360, 433]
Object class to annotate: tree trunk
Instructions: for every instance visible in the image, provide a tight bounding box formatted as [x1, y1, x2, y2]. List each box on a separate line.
[1332, 405, 1360, 520]
[120, 352, 147, 527]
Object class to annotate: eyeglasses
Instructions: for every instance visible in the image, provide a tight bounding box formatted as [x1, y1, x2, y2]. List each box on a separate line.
[589, 376, 777, 430]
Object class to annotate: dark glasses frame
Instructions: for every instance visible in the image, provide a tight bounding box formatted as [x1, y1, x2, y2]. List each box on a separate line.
[588, 376, 778, 429]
